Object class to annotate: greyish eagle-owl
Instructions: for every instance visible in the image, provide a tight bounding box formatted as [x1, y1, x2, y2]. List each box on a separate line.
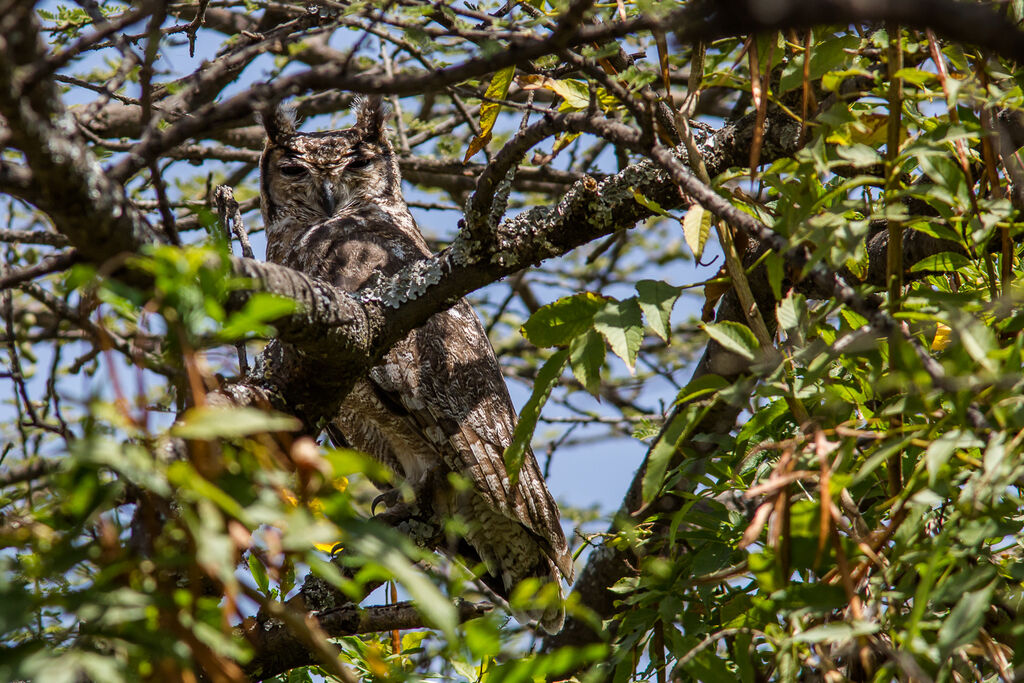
[258, 96, 574, 632]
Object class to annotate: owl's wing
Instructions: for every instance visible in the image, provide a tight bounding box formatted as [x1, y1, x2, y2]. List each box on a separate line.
[368, 299, 574, 582]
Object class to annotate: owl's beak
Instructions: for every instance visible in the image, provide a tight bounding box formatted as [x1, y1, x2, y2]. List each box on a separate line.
[321, 180, 336, 215]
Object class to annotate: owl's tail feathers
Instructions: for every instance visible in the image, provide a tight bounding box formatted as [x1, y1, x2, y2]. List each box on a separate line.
[474, 553, 566, 634]
[526, 557, 567, 635]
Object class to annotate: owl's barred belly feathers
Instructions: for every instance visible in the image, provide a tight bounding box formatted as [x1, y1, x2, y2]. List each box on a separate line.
[259, 96, 573, 633]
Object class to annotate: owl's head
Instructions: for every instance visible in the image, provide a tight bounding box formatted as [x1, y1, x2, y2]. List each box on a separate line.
[259, 97, 400, 227]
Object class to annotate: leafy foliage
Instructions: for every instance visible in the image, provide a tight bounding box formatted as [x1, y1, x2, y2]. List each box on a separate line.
[3, 1, 1024, 682]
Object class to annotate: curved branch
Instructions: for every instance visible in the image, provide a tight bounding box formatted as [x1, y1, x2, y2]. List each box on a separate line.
[244, 600, 493, 681]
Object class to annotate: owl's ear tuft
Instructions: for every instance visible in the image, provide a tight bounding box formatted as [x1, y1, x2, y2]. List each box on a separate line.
[258, 103, 297, 144]
[354, 95, 388, 141]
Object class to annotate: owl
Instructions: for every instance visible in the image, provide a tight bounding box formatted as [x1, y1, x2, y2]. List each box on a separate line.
[259, 97, 574, 633]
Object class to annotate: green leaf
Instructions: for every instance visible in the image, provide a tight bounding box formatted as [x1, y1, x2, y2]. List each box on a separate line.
[593, 297, 644, 372]
[792, 621, 879, 643]
[675, 374, 729, 404]
[894, 66, 938, 86]
[546, 78, 590, 110]
[219, 293, 298, 340]
[937, 583, 994, 659]
[918, 153, 968, 206]
[835, 143, 882, 167]
[465, 66, 515, 161]
[641, 403, 707, 503]
[682, 204, 712, 260]
[908, 251, 973, 273]
[569, 330, 605, 395]
[521, 292, 607, 347]
[636, 280, 683, 342]
[347, 528, 457, 641]
[504, 349, 570, 488]
[171, 406, 302, 440]
[779, 34, 862, 93]
[947, 312, 997, 372]
[765, 251, 784, 300]
[926, 430, 982, 486]
[633, 190, 672, 217]
[777, 292, 807, 338]
[248, 554, 270, 595]
[701, 321, 760, 361]
[168, 463, 248, 522]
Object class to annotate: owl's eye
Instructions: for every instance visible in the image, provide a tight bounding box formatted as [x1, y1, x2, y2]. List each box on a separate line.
[346, 157, 372, 171]
[279, 164, 308, 178]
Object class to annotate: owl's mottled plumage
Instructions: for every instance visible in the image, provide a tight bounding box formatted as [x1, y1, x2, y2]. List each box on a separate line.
[259, 98, 573, 632]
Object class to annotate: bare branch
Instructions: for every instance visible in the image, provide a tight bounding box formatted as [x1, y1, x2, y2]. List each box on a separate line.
[0, 251, 78, 290]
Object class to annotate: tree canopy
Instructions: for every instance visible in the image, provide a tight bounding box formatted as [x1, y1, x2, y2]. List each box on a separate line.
[4, 0, 1024, 681]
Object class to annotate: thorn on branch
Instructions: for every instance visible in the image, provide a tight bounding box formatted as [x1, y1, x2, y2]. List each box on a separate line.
[213, 185, 254, 259]
[186, 0, 211, 58]
[214, 185, 253, 375]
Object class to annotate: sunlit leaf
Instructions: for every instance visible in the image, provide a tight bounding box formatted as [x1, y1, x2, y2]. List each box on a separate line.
[593, 297, 644, 372]
[504, 349, 570, 487]
[171, 406, 302, 440]
[636, 279, 683, 342]
[701, 321, 759, 361]
[682, 204, 712, 260]
[465, 65, 515, 161]
[521, 292, 607, 347]
[569, 330, 605, 395]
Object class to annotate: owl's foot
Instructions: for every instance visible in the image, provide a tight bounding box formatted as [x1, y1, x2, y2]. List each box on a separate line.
[371, 488, 403, 515]
[370, 467, 445, 516]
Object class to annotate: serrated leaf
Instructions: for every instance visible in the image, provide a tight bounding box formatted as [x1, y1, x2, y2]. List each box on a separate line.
[569, 330, 604, 395]
[702, 321, 760, 361]
[521, 292, 606, 347]
[682, 205, 712, 260]
[636, 280, 683, 342]
[172, 406, 302, 440]
[465, 66, 515, 161]
[593, 298, 644, 373]
[504, 349, 570, 488]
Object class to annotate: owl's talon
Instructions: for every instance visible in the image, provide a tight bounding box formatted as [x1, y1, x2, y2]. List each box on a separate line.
[371, 488, 402, 515]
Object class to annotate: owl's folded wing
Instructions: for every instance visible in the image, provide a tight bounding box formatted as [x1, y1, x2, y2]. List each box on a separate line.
[367, 299, 574, 582]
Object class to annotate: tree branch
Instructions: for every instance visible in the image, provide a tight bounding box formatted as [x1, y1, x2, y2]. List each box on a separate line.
[244, 599, 493, 681]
